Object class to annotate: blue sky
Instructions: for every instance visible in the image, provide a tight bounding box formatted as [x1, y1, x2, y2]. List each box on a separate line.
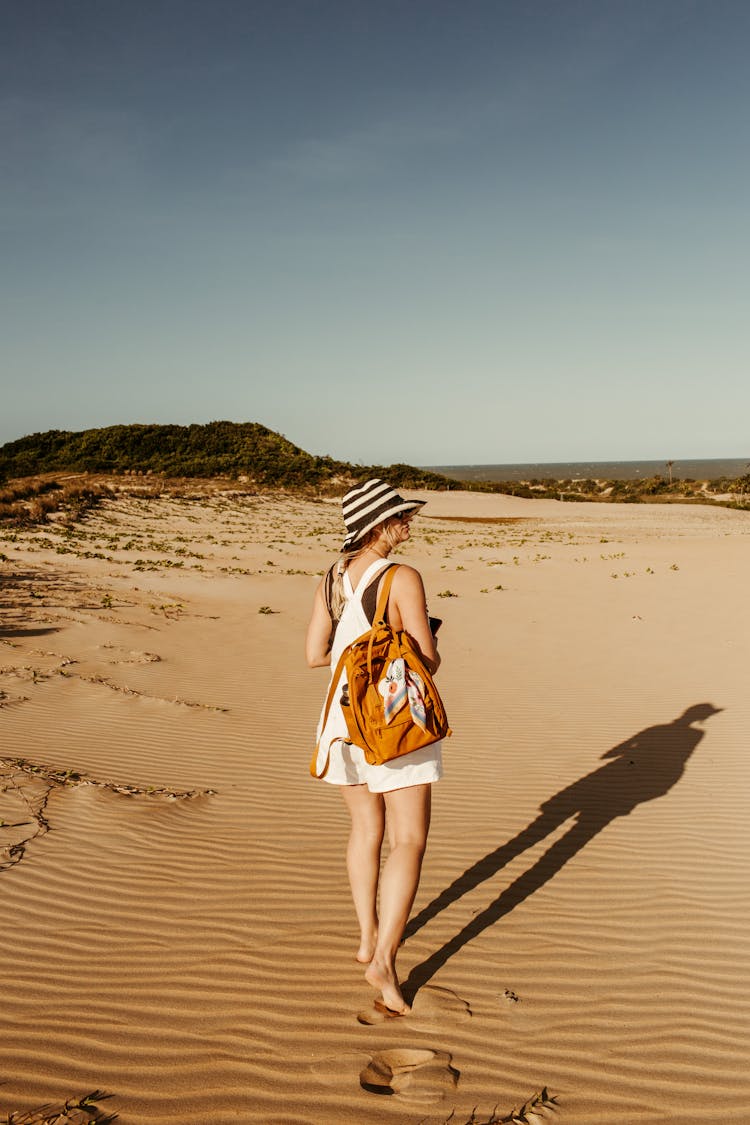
[2, 0, 749, 465]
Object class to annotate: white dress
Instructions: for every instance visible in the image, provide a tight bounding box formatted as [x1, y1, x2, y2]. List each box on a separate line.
[313, 557, 443, 794]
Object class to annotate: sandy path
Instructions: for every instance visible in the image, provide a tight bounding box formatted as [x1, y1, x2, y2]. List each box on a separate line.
[1, 490, 749, 1123]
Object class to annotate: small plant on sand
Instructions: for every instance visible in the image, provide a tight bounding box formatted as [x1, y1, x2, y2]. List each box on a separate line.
[436, 590, 458, 598]
[150, 602, 184, 618]
[3, 1089, 116, 1124]
[425, 1087, 558, 1124]
[258, 605, 278, 614]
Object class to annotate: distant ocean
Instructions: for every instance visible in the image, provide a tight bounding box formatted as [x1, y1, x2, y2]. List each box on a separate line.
[427, 458, 749, 483]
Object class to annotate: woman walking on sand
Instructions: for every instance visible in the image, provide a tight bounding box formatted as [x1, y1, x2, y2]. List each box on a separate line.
[306, 479, 443, 1016]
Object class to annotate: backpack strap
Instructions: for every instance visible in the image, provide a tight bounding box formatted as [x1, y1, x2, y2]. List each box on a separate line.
[309, 644, 351, 779]
[323, 564, 338, 651]
[366, 565, 399, 677]
[372, 564, 398, 625]
[324, 564, 335, 616]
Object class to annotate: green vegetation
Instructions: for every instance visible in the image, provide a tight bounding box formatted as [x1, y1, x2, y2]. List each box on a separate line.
[459, 471, 750, 507]
[0, 478, 108, 526]
[0, 422, 456, 490]
[0, 425, 747, 524]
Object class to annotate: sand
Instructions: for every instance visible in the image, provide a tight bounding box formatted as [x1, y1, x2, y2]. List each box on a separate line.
[1, 488, 749, 1124]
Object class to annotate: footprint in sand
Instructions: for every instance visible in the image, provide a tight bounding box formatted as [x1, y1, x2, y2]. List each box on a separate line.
[357, 984, 471, 1029]
[99, 645, 161, 664]
[360, 1047, 459, 1104]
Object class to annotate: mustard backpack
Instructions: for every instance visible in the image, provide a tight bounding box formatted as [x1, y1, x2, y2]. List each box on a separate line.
[311, 566, 451, 777]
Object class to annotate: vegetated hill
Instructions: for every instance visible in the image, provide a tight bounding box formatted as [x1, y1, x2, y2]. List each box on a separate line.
[0, 422, 456, 491]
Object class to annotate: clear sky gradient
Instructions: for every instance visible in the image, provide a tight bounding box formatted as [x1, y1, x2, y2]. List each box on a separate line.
[2, 1, 749, 465]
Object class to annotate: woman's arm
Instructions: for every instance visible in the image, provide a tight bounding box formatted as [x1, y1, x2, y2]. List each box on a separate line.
[305, 581, 333, 668]
[388, 566, 441, 673]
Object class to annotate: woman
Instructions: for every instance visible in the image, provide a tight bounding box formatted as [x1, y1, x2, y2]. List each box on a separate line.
[306, 478, 443, 1016]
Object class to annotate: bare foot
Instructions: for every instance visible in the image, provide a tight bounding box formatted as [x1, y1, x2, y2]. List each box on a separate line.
[365, 958, 410, 1014]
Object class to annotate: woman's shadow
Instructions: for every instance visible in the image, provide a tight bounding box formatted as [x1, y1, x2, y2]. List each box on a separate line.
[402, 703, 721, 1003]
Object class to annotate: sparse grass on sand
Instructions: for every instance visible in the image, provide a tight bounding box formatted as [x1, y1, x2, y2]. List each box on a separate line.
[3, 1090, 117, 1124]
[421, 1087, 559, 1124]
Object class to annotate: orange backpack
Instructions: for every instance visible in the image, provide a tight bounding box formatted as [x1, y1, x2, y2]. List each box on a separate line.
[310, 566, 451, 777]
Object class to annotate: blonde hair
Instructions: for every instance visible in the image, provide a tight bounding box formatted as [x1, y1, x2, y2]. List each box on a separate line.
[329, 517, 404, 620]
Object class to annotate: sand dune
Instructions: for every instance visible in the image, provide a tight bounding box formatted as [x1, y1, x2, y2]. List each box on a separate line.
[1, 489, 749, 1123]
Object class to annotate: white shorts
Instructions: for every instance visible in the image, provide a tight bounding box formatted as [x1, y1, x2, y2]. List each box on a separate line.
[320, 739, 443, 794]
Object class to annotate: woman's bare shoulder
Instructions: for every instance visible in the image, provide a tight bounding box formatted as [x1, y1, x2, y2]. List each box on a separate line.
[390, 563, 425, 592]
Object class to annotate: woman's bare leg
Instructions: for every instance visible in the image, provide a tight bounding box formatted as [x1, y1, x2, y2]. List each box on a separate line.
[365, 783, 431, 1012]
[341, 785, 386, 963]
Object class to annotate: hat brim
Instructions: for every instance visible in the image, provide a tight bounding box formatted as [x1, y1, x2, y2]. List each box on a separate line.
[342, 499, 425, 551]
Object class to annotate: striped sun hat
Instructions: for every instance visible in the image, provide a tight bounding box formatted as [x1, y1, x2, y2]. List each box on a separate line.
[341, 479, 426, 550]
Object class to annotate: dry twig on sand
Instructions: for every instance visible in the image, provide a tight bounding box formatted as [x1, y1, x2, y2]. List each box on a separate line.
[3, 1089, 117, 1124]
[423, 1088, 559, 1125]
